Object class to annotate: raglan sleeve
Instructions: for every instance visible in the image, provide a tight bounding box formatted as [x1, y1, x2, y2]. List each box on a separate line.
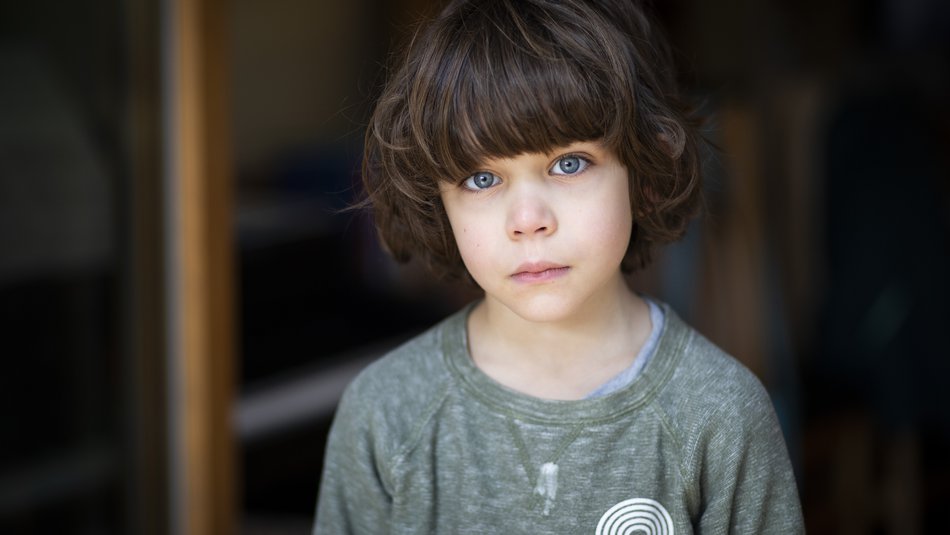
[695, 379, 805, 534]
[313, 377, 394, 534]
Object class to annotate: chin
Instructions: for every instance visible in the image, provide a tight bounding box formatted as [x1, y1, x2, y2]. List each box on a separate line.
[493, 293, 585, 325]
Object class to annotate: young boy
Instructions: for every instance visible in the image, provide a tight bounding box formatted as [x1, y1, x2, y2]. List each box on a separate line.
[315, 0, 804, 532]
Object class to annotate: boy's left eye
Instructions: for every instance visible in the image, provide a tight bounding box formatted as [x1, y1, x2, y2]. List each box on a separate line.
[551, 155, 589, 175]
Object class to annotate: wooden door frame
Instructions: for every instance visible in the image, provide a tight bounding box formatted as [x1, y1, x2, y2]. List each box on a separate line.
[165, 0, 236, 533]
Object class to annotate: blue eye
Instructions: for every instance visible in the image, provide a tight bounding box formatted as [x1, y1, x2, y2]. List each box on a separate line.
[464, 171, 501, 190]
[552, 155, 588, 175]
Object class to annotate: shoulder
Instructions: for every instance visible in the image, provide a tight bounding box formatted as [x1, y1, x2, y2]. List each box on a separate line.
[656, 311, 774, 423]
[649, 309, 782, 457]
[332, 308, 464, 457]
[650, 310, 803, 530]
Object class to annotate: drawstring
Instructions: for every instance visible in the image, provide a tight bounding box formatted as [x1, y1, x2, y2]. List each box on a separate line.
[534, 462, 559, 516]
[505, 418, 584, 516]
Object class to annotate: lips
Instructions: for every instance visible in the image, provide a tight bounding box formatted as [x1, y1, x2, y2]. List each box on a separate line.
[510, 261, 570, 283]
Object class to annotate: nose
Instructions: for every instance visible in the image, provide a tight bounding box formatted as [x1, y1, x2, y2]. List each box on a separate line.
[506, 189, 557, 240]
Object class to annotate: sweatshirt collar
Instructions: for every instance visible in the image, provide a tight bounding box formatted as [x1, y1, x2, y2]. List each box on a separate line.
[442, 300, 691, 424]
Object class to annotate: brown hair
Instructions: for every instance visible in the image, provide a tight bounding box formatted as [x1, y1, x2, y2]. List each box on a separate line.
[363, 0, 703, 281]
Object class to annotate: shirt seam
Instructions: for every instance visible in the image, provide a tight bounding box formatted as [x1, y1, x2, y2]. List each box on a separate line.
[387, 374, 455, 495]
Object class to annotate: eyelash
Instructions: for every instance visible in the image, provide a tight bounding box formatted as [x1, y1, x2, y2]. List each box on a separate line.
[460, 153, 593, 192]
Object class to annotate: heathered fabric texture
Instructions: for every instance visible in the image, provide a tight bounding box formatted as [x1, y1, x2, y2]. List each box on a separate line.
[314, 303, 804, 534]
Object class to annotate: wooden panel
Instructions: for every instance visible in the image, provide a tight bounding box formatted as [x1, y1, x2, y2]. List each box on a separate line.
[695, 104, 767, 379]
[168, 0, 235, 533]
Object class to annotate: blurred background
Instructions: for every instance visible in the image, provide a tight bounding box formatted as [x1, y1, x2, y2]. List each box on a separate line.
[1, 0, 948, 533]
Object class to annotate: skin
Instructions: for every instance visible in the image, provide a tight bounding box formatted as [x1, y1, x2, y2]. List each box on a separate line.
[438, 141, 652, 400]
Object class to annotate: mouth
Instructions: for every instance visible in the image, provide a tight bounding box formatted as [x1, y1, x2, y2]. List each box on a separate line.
[510, 262, 571, 283]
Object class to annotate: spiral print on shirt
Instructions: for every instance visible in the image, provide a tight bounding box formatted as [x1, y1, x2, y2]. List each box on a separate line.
[595, 498, 674, 535]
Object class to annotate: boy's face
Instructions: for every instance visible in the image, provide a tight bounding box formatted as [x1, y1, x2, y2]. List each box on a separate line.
[439, 141, 633, 324]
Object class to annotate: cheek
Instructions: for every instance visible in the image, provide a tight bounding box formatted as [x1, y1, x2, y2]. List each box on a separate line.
[451, 221, 492, 272]
[610, 197, 634, 239]
[452, 224, 499, 290]
[583, 184, 633, 247]
[594, 207, 633, 262]
[441, 193, 482, 260]
[458, 226, 487, 252]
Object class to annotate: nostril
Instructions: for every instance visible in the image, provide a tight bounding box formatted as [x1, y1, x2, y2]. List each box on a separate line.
[507, 209, 556, 237]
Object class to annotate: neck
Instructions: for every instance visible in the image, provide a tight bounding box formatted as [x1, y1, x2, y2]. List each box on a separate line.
[467, 277, 652, 399]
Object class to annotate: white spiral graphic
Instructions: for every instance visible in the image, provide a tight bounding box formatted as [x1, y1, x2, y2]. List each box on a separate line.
[595, 498, 674, 535]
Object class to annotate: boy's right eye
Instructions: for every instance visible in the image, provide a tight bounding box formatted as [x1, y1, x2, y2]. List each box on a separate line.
[463, 171, 501, 191]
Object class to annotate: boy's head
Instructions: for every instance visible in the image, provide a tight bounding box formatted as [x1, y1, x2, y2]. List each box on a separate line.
[363, 0, 703, 281]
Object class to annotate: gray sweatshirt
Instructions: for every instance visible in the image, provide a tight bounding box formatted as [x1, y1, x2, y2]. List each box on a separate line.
[314, 302, 804, 534]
